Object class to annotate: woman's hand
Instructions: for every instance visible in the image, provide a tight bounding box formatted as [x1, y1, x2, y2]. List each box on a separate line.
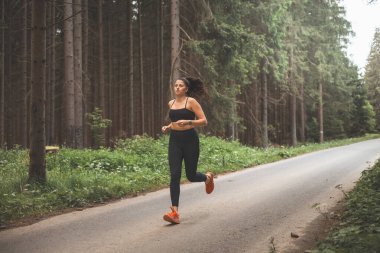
[162, 125, 171, 133]
[176, 120, 191, 127]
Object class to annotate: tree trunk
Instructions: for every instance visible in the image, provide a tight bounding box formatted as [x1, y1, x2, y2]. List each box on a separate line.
[319, 81, 324, 143]
[63, 0, 75, 147]
[98, 0, 105, 111]
[262, 65, 269, 148]
[127, 0, 134, 136]
[139, 0, 145, 134]
[50, 0, 56, 144]
[170, 0, 180, 95]
[300, 82, 305, 142]
[107, 6, 112, 143]
[115, 12, 122, 138]
[117, 3, 123, 137]
[98, 0, 105, 143]
[0, 0, 5, 146]
[230, 101, 236, 140]
[46, 0, 52, 145]
[289, 46, 297, 146]
[74, 0, 83, 148]
[83, 0, 90, 147]
[290, 94, 297, 146]
[158, 0, 164, 128]
[29, 0, 46, 183]
[253, 80, 261, 146]
[46, 0, 56, 145]
[106, 8, 113, 140]
[20, 0, 28, 147]
[5, 15, 13, 148]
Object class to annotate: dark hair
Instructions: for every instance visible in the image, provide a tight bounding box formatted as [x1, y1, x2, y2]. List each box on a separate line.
[178, 77, 208, 100]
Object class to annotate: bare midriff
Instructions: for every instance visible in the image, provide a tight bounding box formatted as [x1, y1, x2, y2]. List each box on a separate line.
[171, 122, 194, 131]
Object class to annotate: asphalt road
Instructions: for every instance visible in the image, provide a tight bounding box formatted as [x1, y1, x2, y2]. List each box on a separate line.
[1, 139, 380, 253]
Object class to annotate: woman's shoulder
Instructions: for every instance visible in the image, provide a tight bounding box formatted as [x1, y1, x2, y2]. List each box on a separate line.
[187, 97, 201, 109]
[168, 99, 175, 107]
[188, 97, 200, 104]
[187, 97, 198, 103]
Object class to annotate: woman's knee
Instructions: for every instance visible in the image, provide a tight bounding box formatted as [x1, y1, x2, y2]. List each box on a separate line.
[186, 171, 197, 182]
[170, 171, 181, 184]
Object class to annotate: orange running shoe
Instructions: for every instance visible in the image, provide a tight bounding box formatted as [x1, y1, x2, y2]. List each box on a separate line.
[163, 207, 180, 224]
[205, 172, 214, 194]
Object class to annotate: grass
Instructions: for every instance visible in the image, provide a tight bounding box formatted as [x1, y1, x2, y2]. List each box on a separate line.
[0, 133, 379, 227]
[311, 157, 380, 253]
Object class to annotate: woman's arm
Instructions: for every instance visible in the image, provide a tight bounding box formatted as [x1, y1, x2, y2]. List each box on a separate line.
[162, 123, 172, 133]
[162, 100, 175, 133]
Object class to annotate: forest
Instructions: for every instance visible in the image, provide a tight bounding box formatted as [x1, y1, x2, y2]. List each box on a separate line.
[0, 0, 379, 151]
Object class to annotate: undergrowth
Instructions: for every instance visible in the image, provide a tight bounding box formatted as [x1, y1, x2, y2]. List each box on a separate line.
[312, 159, 380, 253]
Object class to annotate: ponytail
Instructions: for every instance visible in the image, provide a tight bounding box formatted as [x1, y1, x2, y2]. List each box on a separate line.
[179, 77, 208, 100]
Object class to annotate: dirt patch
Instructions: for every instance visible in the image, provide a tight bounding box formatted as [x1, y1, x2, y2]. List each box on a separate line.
[0, 190, 159, 231]
[0, 197, 130, 231]
[282, 200, 345, 253]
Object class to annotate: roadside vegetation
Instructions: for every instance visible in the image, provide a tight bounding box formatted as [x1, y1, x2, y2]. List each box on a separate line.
[1, 134, 379, 228]
[312, 156, 380, 252]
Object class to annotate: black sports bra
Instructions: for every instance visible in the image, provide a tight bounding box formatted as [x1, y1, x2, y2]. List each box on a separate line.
[169, 97, 196, 122]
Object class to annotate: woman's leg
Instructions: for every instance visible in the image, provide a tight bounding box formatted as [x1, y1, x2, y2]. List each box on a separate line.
[168, 141, 183, 207]
[183, 133, 207, 183]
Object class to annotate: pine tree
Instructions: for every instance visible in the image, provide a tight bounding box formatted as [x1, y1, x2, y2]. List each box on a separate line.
[29, 0, 46, 183]
[350, 80, 376, 135]
[364, 28, 380, 131]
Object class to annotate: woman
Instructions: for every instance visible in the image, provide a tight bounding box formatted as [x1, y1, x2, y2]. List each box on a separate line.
[161, 77, 214, 224]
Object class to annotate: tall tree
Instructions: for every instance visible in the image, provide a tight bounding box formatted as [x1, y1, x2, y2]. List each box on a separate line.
[46, 0, 52, 144]
[170, 0, 180, 89]
[364, 28, 380, 131]
[47, 0, 56, 144]
[158, 0, 164, 134]
[20, 0, 28, 147]
[318, 81, 324, 143]
[82, 0, 90, 146]
[63, 0, 75, 147]
[74, 0, 83, 147]
[97, 0, 105, 144]
[253, 0, 291, 146]
[0, 0, 4, 146]
[106, 2, 113, 141]
[138, 0, 145, 134]
[302, 0, 353, 142]
[29, 0, 46, 183]
[127, 0, 134, 136]
[286, 0, 308, 146]
[351, 80, 376, 135]
[262, 62, 269, 148]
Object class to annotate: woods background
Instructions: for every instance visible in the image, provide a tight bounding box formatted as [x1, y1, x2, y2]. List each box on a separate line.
[0, 0, 379, 149]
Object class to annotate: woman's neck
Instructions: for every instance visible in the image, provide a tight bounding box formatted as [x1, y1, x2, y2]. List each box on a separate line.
[175, 95, 187, 101]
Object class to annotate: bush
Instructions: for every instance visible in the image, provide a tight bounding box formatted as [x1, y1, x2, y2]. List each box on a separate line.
[314, 160, 380, 253]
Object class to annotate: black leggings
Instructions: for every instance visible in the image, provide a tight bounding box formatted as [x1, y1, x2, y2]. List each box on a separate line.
[169, 128, 207, 207]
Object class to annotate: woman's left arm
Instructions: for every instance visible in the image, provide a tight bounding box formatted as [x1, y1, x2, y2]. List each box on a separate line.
[187, 98, 208, 127]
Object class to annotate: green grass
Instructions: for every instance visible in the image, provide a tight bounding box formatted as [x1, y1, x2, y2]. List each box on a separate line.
[0, 133, 379, 227]
[312, 157, 380, 253]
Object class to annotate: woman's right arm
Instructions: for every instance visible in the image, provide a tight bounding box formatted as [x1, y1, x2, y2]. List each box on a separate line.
[162, 100, 174, 133]
[162, 123, 172, 133]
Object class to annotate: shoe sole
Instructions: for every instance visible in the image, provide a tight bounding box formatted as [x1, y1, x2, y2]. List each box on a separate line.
[206, 172, 214, 194]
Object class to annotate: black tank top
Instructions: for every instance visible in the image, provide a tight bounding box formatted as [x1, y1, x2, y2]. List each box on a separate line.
[169, 97, 196, 122]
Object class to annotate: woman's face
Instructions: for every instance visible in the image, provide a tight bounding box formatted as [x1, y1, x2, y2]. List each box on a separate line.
[173, 80, 188, 96]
